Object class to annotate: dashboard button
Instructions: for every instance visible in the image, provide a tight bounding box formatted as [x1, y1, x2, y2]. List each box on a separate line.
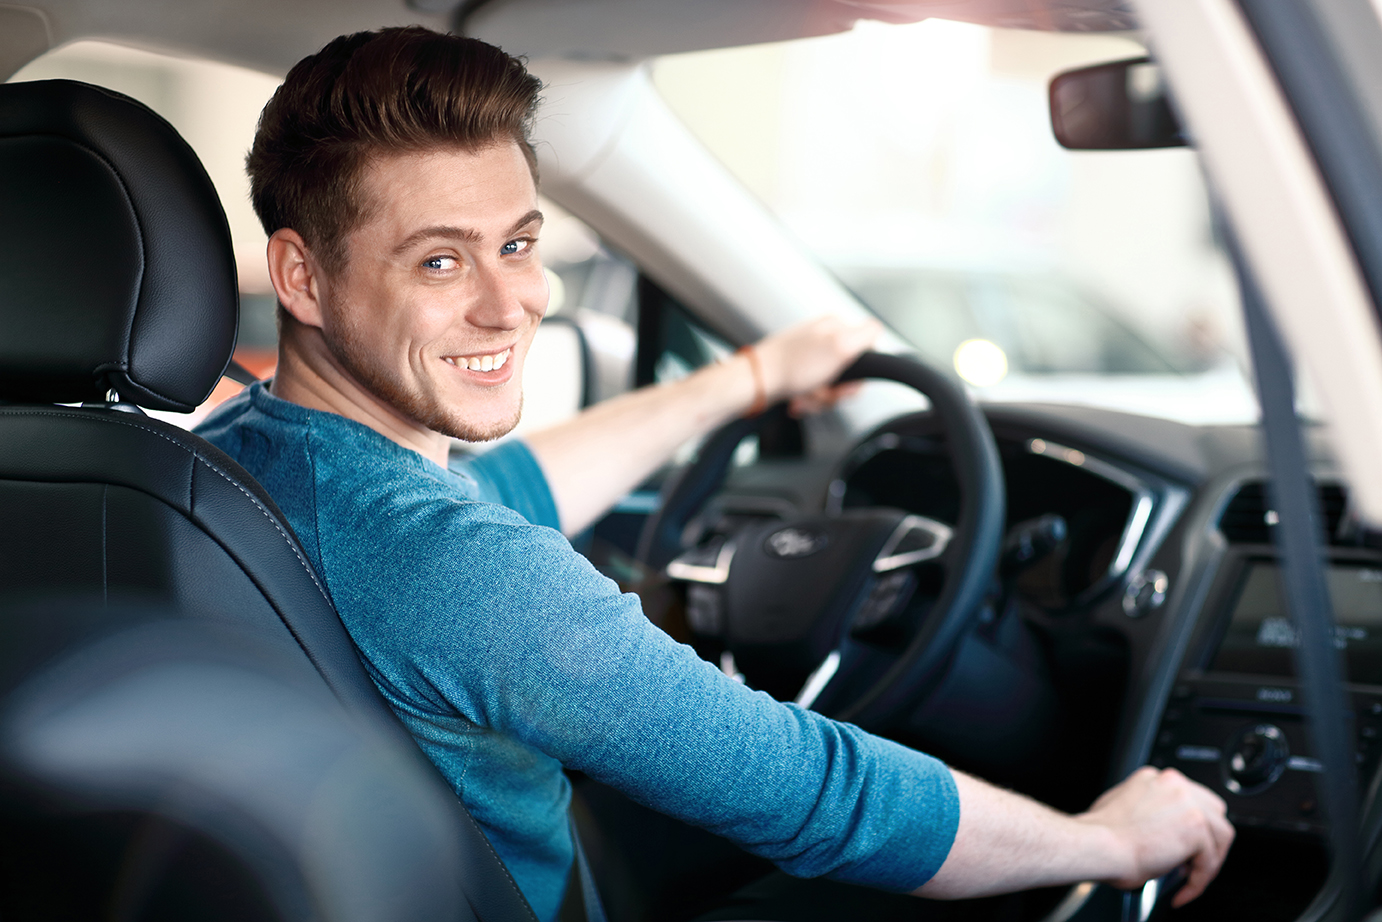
[1122, 568, 1169, 618]
[1175, 744, 1221, 763]
[1223, 724, 1290, 795]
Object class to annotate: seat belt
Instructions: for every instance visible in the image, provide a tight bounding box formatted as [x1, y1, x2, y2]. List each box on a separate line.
[570, 819, 608, 922]
[223, 358, 259, 385]
[1238, 239, 1363, 918]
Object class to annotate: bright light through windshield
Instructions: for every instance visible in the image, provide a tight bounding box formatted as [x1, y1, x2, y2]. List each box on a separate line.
[654, 20, 1257, 424]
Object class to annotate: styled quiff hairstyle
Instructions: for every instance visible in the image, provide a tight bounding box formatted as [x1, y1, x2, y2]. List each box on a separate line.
[247, 27, 541, 276]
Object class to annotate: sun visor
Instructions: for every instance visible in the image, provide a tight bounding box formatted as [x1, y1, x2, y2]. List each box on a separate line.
[463, 0, 1139, 61]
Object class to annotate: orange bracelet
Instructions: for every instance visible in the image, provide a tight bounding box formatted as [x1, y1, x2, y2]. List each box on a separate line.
[737, 344, 767, 417]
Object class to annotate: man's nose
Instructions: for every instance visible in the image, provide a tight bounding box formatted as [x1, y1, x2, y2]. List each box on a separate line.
[466, 264, 533, 330]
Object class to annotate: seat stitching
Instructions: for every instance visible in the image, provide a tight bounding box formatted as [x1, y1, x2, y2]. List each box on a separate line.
[458, 807, 540, 921]
[101, 483, 108, 606]
[1, 409, 333, 603]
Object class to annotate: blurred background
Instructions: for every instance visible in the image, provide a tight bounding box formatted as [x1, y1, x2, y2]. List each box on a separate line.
[652, 19, 1252, 420]
[10, 17, 1255, 426]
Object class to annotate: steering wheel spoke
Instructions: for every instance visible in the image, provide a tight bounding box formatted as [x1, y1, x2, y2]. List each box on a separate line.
[872, 514, 952, 572]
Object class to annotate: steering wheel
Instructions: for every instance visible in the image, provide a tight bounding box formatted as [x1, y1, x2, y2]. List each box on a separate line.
[639, 351, 1006, 728]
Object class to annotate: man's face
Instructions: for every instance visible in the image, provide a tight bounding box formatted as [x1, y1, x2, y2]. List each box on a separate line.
[316, 143, 547, 442]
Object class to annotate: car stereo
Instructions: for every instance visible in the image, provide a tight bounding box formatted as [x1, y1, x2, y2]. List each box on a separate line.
[1149, 553, 1382, 835]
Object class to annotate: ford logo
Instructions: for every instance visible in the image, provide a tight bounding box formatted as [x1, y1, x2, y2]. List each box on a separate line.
[764, 527, 828, 560]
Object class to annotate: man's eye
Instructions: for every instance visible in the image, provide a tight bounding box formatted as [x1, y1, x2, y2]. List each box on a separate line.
[501, 238, 534, 256]
[422, 255, 459, 271]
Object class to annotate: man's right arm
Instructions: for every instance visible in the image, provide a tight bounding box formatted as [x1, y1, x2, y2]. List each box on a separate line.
[915, 766, 1234, 906]
[361, 495, 1233, 905]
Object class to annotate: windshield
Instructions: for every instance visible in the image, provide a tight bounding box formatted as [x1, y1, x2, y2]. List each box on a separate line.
[653, 20, 1257, 424]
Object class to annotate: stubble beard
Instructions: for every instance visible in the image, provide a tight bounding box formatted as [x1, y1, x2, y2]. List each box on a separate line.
[322, 322, 523, 443]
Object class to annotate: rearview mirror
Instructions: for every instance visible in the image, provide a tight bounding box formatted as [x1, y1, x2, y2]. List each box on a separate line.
[1049, 57, 1186, 150]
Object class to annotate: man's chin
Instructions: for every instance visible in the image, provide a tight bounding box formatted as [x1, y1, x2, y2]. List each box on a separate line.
[444, 418, 519, 443]
[433, 399, 524, 444]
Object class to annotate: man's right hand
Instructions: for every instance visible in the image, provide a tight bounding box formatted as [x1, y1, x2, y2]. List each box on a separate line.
[915, 765, 1233, 904]
[1075, 766, 1234, 907]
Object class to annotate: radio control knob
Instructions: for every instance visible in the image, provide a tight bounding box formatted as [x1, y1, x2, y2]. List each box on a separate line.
[1224, 724, 1289, 794]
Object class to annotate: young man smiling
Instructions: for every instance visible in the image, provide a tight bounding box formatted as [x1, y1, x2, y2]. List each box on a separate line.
[198, 26, 1232, 922]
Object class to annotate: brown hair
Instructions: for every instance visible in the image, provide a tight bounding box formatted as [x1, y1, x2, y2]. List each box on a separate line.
[247, 27, 541, 276]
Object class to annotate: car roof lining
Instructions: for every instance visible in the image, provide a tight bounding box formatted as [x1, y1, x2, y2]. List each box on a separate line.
[1, 0, 1137, 81]
[465, 0, 1138, 62]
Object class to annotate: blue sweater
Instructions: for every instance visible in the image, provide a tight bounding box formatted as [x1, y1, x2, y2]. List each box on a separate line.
[198, 383, 959, 921]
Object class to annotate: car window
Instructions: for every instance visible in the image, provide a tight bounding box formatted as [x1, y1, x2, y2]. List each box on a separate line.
[844, 268, 1185, 375]
[635, 277, 731, 387]
[652, 20, 1257, 423]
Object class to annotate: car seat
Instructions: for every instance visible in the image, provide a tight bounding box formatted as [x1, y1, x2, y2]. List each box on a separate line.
[0, 78, 542, 922]
[0, 597, 474, 921]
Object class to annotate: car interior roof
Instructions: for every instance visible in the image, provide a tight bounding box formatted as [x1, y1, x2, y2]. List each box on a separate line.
[0, 0, 1138, 80]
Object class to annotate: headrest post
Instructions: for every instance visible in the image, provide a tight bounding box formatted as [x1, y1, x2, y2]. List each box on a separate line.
[79, 397, 148, 416]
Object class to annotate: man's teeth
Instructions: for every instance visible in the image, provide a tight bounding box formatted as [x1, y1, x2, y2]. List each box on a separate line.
[445, 349, 510, 371]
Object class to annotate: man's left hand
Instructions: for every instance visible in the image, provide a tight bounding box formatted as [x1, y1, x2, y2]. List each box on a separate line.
[751, 315, 882, 416]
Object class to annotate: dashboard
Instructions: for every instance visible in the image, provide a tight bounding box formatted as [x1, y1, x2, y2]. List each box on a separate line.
[830, 417, 1149, 612]
[674, 400, 1381, 921]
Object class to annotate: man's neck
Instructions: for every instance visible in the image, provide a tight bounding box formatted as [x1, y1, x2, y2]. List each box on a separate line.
[270, 335, 452, 468]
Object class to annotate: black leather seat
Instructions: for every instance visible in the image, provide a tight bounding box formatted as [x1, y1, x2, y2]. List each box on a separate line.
[0, 79, 537, 922]
[0, 599, 473, 921]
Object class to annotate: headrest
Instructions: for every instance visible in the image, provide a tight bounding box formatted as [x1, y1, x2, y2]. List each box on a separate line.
[0, 80, 238, 411]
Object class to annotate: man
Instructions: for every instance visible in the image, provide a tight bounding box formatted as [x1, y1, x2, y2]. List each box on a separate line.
[198, 26, 1233, 922]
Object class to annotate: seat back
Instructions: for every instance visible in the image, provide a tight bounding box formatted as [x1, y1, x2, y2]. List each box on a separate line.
[0, 79, 537, 922]
[0, 600, 472, 922]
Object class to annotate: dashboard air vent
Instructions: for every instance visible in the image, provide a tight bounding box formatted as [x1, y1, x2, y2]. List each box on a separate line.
[1218, 481, 1347, 544]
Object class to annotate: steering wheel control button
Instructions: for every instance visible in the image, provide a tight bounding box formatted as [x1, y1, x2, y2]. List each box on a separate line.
[850, 570, 918, 644]
[685, 585, 725, 637]
[1223, 724, 1290, 795]
[762, 526, 828, 560]
[1122, 568, 1169, 618]
[872, 515, 952, 572]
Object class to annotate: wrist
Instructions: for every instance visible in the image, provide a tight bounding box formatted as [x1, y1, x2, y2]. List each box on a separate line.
[1070, 813, 1137, 884]
[736, 344, 768, 416]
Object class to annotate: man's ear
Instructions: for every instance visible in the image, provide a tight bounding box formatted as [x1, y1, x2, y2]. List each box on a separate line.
[266, 228, 326, 330]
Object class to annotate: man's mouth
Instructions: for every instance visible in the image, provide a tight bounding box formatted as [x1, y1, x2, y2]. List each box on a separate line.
[442, 348, 512, 372]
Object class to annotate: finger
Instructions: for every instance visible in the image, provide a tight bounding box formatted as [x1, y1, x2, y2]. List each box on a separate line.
[788, 382, 863, 418]
[804, 382, 863, 407]
[1173, 848, 1214, 906]
[1184, 781, 1235, 862]
[844, 317, 883, 353]
[1208, 810, 1236, 864]
[787, 396, 817, 418]
[1172, 821, 1224, 907]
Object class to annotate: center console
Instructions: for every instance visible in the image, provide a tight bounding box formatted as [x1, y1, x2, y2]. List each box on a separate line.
[1149, 548, 1382, 836]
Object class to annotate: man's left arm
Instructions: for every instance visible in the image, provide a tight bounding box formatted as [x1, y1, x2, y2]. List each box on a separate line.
[524, 315, 880, 535]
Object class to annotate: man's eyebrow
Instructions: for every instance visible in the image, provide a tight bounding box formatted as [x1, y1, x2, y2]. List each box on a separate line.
[391, 211, 542, 256]
[506, 209, 544, 237]
[393, 225, 479, 255]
